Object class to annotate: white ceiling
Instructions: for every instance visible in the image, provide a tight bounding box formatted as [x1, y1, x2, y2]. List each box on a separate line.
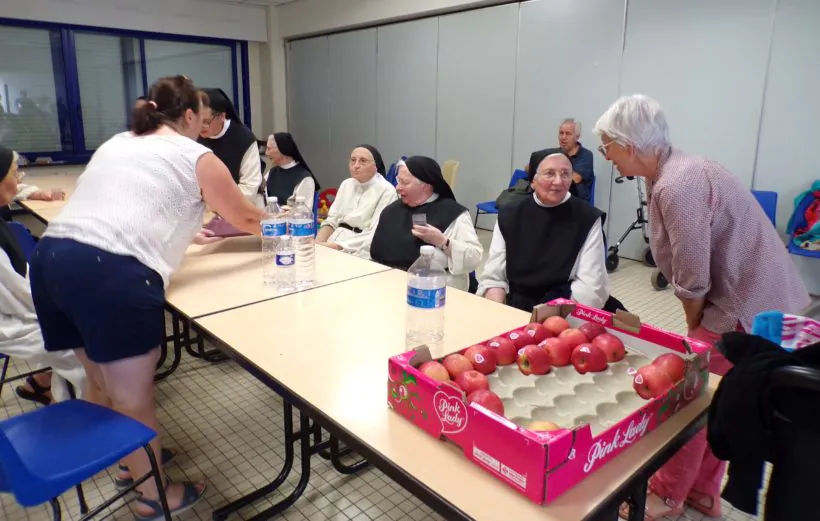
[197, 0, 305, 5]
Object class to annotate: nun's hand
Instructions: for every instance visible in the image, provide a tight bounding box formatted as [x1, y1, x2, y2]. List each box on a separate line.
[193, 228, 223, 245]
[412, 224, 447, 249]
[28, 191, 54, 201]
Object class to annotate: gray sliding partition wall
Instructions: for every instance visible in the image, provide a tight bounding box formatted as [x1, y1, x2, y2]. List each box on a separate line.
[286, 0, 820, 261]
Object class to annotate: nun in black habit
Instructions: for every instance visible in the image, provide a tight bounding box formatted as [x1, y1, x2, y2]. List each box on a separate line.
[198, 88, 264, 207]
[365, 156, 482, 291]
[264, 132, 321, 208]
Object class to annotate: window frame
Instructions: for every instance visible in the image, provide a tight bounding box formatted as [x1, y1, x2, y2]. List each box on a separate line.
[0, 17, 251, 166]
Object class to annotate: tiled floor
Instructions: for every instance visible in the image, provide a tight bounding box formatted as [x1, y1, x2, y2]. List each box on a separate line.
[0, 240, 771, 521]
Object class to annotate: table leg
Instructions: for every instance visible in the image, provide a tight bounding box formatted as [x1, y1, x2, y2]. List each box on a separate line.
[212, 403, 314, 521]
[155, 311, 183, 382]
[329, 436, 370, 475]
[626, 481, 647, 521]
[184, 319, 228, 363]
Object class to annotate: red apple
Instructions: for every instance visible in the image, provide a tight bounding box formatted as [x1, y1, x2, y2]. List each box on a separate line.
[592, 333, 626, 363]
[467, 390, 505, 417]
[517, 344, 552, 375]
[653, 353, 686, 383]
[579, 322, 607, 342]
[543, 316, 570, 336]
[571, 343, 608, 374]
[507, 329, 531, 349]
[442, 354, 474, 380]
[523, 323, 552, 344]
[419, 361, 450, 382]
[538, 337, 573, 367]
[559, 328, 588, 350]
[528, 420, 561, 431]
[486, 336, 517, 366]
[455, 370, 490, 395]
[464, 345, 497, 375]
[633, 364, 674, 399]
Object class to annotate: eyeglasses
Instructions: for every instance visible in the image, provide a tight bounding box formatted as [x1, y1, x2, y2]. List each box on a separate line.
[536, 169, 571, 182]
[201, 113, 224, 127]
[598, 141, 614, 157]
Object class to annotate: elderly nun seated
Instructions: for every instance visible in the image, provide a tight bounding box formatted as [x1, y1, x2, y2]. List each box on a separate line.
[316, 144, 398, 254]
[477, 152, 618, 312]
[355, 156, 482, 291]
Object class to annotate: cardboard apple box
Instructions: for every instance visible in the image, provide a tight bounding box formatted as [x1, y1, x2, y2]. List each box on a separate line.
[387, 299, 711, 504]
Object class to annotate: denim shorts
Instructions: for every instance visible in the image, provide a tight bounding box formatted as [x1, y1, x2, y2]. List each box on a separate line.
[29, 237, 165, 364]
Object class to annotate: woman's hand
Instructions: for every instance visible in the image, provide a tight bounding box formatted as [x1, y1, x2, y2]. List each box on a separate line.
[193, 228, 223, 246]
[317, 242, 343, 251]
[411, 224, 447, 249]
[28, 191, 53, 201]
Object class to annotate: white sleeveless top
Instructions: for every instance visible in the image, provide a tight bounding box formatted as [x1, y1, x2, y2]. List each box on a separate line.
[45, 132, 211, 287]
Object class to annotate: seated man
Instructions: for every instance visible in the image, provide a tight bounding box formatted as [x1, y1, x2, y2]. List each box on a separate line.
[358, 156, 483, 291]
[0, 145, 86, 404]
[528, 118, 595, 203]
[478, 153, 610, 311]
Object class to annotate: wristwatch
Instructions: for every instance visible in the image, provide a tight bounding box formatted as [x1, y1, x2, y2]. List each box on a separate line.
[439, 238, 450, 251]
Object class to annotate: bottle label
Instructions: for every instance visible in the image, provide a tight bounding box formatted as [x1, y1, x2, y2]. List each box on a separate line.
[290, 221, 314, 237]
[262, 222, 286, 237]
[275, 253, 295, 267]
[407, 287, 446, 309]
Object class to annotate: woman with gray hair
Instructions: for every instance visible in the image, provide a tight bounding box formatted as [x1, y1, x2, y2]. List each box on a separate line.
[595, 94, 810, 520]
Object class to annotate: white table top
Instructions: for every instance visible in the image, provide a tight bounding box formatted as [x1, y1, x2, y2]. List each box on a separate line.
[196, 269, 714, 521]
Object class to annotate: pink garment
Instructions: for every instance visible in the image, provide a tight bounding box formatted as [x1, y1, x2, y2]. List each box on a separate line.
[647, 148, 810, 334]
[650, 325, 733, 505]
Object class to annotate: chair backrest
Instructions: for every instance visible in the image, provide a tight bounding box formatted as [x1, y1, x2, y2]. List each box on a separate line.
[752, 190, 778, 227]
[442, 160, 460, 189]
[508, 169, 528, 188]
[7, 222, 37, 262]
[0, 419, 31, 499]
[385, 156, 408, 187]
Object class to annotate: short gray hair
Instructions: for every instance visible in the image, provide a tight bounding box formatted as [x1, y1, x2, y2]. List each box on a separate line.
[560, 118, 581, 137]
[593, 94, 671, 154]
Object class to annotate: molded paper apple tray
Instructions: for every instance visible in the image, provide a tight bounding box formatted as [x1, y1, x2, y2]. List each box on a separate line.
[387, 299, 712, 505]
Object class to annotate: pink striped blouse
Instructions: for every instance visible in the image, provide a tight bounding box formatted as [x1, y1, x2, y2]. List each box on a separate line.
[648, 148, 810, 334]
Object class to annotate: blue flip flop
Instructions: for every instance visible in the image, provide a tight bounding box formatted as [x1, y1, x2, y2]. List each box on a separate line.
[134, 481, 206, 521]
[115, 448, 177, 488]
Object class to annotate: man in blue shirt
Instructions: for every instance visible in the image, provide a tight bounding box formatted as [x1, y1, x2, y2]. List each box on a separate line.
[527, 118, 596, 204]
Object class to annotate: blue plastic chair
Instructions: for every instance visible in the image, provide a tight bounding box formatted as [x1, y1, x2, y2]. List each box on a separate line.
[385, 156, 408, 187]
[752, 190, 778, 227]
[474, 169, 529, 228]
[0, 400, 170, 520]
[7, 222, 37, 261]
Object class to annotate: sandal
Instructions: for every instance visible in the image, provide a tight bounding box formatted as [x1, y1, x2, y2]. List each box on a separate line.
[15, 375, 52, 406]
[618, 489, 684, 521]
[134, 481, 205, 521]
[115, 448, 178, 488]
[686, 489, 722, 518]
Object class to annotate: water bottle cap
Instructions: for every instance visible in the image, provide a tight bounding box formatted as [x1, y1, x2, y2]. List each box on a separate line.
[269, 196, 278, 203]
[420, 245, 435, 256]
[295, 196, 305, 203]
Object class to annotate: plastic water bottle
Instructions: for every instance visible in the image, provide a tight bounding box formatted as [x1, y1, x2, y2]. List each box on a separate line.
[275, 235, 296, 291]
[290, 196, 315, 288]
[406, 245, 447, 353]
[261, 197, 287, 286]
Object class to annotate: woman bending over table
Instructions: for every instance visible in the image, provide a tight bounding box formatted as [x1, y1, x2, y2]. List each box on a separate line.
[357, 156, 482, 291]
[316, 144, 397, 253]
[28, 75, 264, 520]
[595, 94, 810, 521]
